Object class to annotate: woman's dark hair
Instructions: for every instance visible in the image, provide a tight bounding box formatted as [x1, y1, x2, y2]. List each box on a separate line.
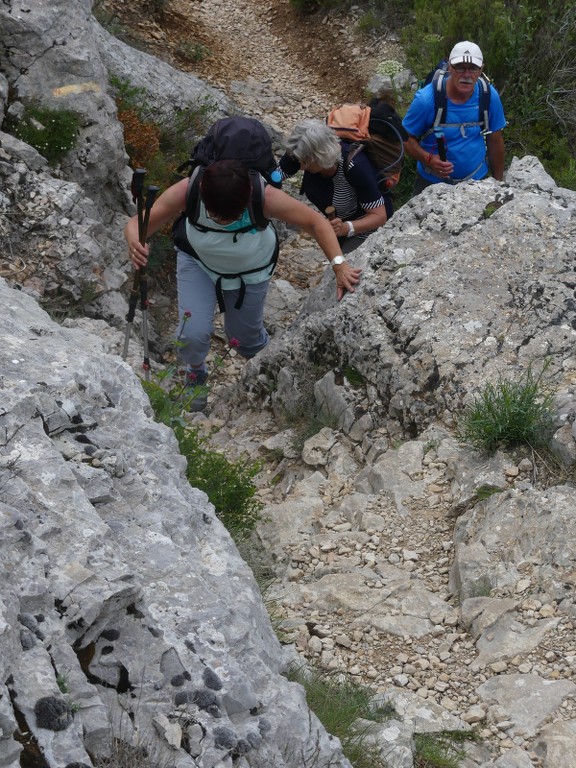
[200, 159, 251, 220]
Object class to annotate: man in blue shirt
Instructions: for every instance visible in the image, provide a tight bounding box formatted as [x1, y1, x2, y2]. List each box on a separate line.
[402, 41, 506, 195]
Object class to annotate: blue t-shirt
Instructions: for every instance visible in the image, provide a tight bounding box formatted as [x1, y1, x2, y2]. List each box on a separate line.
[402, 79, 506, 183]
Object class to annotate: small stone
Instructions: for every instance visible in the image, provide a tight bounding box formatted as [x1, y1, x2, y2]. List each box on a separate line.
[462, 706, 486, 724]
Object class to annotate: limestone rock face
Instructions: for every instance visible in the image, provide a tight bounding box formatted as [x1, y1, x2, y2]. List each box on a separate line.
[0, 0, 232, 226]
[0, 280, 351, 768]
[235, 157, 576, 443]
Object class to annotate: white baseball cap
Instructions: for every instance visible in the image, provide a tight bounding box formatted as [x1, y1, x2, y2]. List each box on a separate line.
[449, 41, 483, 68]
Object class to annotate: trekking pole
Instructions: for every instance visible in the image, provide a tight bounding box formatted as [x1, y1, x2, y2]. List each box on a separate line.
[122, 169, 147, 364]
[325, 206, 336, 221]
[122, 169, 159, 382]
[434, 129, 447, 162]
[138, 184, 159, 381]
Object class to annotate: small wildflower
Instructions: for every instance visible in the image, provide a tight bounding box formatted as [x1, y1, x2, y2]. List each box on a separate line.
[177, 311, 192, 342]
[229, 337, 240, 349]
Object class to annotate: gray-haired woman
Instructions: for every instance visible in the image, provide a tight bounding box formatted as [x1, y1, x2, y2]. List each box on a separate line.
[279, 118, 390, 253]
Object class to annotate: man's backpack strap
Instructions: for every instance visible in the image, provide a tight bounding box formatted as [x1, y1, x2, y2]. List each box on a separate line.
[427, 71, 492, 136]
[477, 75, 491, 135]
[431, 70, 448, 130]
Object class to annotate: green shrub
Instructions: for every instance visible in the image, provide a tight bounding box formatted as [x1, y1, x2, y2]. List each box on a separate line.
[143, 380, 262, 540]
[343, 365, 364, 388]
[458, 363, 555, 454]
[175, 423, 262, 539]
[5, 104, 80, 166]
[176, 39, 208, 63]
[109, 74, 217, 190]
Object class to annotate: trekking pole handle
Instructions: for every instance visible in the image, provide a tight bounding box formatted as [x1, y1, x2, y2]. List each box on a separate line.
[141, 186, 160, 245]
[132, 168, 147, 242]
[434, 130, 447, 162]
[325, 206, 336, 221]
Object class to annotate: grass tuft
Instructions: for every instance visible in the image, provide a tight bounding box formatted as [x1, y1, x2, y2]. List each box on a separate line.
[414, 729, 480, 768]
[457, 363, 555, 454]
[286, 664, 394, 768]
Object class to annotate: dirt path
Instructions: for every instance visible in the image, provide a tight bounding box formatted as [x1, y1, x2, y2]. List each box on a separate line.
[100, 0, 404, 133]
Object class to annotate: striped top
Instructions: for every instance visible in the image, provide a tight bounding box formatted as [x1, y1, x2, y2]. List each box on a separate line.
[279, 144, 385, 240]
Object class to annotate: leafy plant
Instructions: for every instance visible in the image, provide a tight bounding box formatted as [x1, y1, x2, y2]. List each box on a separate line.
[143, 333, 262, 541]
[109, 74, 217, 191]
[176, 39, 208, 63]
[474, 484, 503, 501]
[458, 363, 555, 454]
[286, 664, 394, 768]
[56, 674, 70, 694]
[5, 103, 80, 166]
[467, 575, 493, 599]
[145, 378, 262, 539]
[176, 423, 262, 539]
[343, 365, 364, 388]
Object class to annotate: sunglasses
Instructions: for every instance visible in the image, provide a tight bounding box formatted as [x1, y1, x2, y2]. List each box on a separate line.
[451, 63, 482, 73]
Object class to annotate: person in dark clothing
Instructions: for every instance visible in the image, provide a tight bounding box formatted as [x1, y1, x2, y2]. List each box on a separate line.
[278, 119, 390, 253]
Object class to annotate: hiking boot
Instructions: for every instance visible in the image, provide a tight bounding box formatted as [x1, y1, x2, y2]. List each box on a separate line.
[184, 368, 209, 412]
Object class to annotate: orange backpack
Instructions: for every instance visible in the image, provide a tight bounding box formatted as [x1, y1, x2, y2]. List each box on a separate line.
[327, 102, 407, 190]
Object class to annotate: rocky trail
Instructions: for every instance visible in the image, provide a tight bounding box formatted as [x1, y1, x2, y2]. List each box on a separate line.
[98, 0, 405, 133]
[94, 3, 576, 765]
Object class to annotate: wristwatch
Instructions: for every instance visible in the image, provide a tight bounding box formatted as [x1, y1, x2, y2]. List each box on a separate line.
[330, 255, 346, 266]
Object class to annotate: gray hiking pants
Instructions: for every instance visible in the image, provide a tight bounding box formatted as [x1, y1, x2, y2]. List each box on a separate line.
[176, 251, 270, 371]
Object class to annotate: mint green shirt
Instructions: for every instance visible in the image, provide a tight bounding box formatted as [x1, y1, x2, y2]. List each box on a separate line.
[185, 201, 277, 290]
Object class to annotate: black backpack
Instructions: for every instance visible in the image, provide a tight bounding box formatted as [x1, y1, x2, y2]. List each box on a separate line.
[423, 67, 492, 139]
[175, 115, 282, 233]
[172, 116, 281, 312]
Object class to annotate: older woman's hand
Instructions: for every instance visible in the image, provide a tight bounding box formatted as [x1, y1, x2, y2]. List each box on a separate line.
[333, 261, 362, 301]
[329, 217, 353, 239]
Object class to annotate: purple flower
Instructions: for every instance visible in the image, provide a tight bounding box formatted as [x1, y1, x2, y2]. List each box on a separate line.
[229, 338, 240, 349]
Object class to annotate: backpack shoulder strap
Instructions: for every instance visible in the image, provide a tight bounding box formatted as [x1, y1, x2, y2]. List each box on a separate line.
[432, 69, 448, 129]
[185, 166, 203, 225]
[246, 169, 268, 230]
[477, 73, 492, 132]
[427, 70, 492, 135]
